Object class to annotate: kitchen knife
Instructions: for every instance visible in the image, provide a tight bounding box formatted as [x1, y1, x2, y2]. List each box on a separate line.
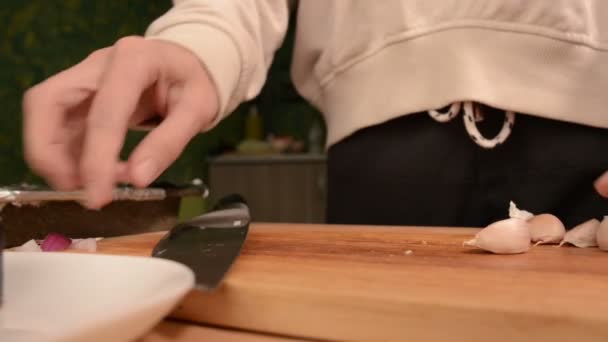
[0, 182, 208, 205]
[150, 194, 250, 291]
[0, 182, 209, 247]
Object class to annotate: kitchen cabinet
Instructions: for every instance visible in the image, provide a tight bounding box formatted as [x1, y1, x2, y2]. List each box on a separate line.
[207, 154, 326, 223]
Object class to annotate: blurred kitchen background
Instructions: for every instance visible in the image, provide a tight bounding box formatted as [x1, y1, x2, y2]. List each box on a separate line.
[1, 1, 327, 223]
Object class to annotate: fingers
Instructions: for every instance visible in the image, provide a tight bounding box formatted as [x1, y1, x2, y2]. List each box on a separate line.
[22, 51, 106, 190]
[595, 171, 608, 198]
[80, 37, 159, 208]
[23, 88, 75, 190]
[115, 162, 130, 184]
[24, 37, 215, 209]
[127, 83, 211, 188]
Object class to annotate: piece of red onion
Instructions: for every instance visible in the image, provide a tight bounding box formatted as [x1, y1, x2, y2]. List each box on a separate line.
[40, 233, 72, 252]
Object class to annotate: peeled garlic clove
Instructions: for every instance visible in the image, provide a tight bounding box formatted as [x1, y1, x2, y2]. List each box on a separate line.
[508, 201, 534, 221]
[464, 218, 531, 254]
[596, 217, 608, 251]
[559, 219, 600, 248]
[528, 214, 566, 245]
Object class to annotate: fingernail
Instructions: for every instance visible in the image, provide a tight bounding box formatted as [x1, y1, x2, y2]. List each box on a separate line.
[595, 171, 608, 197]
[115, 162, 130, 185]
[81, 175, 112, 209]
[83, 195, 101, 210]
[133, 158, 158, 187]
[84, 187, 108, 210]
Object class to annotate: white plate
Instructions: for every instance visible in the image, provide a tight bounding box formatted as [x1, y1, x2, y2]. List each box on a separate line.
[0, 252, 195, 342]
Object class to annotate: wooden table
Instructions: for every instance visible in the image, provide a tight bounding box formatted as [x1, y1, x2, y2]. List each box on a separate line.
[95, 223, 608, 342]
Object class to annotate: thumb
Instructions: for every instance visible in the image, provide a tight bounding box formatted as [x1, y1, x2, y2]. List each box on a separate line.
[595, 171, 608, 198]
[127, 83, 216, 188]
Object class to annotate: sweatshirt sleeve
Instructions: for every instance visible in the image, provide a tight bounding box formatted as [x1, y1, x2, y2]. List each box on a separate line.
[144, 0, 291, 126]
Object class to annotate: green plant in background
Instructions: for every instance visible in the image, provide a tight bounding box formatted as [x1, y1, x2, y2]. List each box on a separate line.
[1, 1, 171, 183]
[1, 1, 324, 188]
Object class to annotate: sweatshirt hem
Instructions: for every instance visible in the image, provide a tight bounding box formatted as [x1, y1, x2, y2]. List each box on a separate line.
[311, 28, 608, 147]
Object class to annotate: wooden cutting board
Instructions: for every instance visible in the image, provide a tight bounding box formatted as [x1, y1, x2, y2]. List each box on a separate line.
[96, 223, 608, 342]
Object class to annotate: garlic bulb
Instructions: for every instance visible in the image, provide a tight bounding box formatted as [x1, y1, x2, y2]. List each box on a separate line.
[559, 219, 600, 248]
[508, 201, 534, 221]
[528, 214, 566, 245]
[464, 218, 531, 254]
[596, 217, 608, 251]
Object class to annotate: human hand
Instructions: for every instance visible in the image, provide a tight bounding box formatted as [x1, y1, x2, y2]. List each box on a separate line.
[596, 171, 608, 198]
[23, 36, 219, 209]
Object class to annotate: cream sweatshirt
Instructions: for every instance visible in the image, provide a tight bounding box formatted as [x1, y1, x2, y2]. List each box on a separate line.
[146, 0, 608, 148]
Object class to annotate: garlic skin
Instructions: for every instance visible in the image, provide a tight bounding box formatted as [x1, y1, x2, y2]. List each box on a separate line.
[596, 217, 608, 251]
[508, 201, 534, 221]
[464, 218, 531, 254]
[559, 219, 600, 248]
[528, 214, 566, 245]
[10, 239, 42, 252]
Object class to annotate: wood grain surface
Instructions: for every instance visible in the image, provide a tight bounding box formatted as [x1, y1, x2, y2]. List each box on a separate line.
[139, 321, 300, 342]
[96, 223, 608, 342]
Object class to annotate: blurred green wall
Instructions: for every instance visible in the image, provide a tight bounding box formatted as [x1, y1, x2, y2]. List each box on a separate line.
[0, 0, 322, 186]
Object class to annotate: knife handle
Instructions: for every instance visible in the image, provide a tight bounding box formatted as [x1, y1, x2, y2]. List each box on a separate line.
[210, 193, 248, 211]
[186, 193, 250, 229]
[150, 181, 210, 199]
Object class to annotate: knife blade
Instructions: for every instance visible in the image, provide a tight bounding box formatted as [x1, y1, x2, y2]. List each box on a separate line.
[0, 182, 209, 205]
[0, 182, 210, 247]
[150, 194, 250, 291]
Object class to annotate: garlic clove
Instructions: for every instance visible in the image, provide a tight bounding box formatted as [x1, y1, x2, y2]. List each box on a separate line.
[464, 218, 531, 254]
[596, 216, 608, 251]
[508, 201, 534, 221]
[528, 214, 566, 245]
[559, 219, 600, 248]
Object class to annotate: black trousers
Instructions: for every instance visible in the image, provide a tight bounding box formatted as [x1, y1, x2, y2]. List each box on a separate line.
[326, 107, 608, 228]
